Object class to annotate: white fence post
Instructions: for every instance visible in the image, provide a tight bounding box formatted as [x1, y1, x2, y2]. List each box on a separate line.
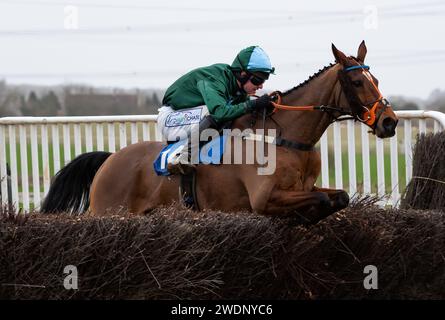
[389, 131, 399, 206]
[403, 119, 412, 187]
[320, 131, 329, 188]
[361, 123, 371, 194]
[333, 122, 343, 189]
[0, 125, 8, 206]
[347, 120, 357, 195]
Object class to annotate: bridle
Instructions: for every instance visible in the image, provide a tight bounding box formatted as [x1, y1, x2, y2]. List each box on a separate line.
[269, 63, 390, 130]
[339, 64, 390, 127]
[246, 62, 392, 152]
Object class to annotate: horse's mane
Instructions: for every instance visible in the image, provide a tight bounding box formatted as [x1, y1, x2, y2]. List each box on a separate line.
[282, 62, 336, 96]
[281, 54, 361, 97]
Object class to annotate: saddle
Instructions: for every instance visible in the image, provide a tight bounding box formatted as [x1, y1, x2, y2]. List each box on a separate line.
[153, 134, 228, 210]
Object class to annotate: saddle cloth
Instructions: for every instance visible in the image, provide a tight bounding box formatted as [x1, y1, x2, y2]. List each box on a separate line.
[153, 134, 228, 176]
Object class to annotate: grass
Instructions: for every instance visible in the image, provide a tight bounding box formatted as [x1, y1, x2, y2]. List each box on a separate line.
[316, 151, 407, 194]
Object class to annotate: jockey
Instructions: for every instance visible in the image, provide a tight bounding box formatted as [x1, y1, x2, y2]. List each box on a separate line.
[157, 45, 275, 175]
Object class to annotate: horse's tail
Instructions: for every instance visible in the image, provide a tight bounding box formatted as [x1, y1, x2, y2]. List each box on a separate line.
[40, 151, 112, 214]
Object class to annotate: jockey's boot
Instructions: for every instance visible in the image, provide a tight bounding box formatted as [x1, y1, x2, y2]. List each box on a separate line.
[167, 115, 219, 175]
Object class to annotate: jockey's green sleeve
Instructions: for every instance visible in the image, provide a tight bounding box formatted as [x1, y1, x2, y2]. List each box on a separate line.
[162, 63, 251, 123]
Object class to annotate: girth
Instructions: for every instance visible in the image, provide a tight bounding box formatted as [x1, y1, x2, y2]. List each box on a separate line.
[242, 133, 314, 152]
[274, 136, 314, 151]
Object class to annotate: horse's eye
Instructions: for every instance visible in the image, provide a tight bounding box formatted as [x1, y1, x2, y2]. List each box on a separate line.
[352, 80, 363, 87]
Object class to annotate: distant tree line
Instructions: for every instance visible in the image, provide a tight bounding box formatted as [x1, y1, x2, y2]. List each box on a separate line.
[387, 95, 420, 111]
[64, 91, 161, 116]
[0, 81, 163, 117]
[2, 80, 445, 117]
[424, 88, 445, 113]
[20, 91, 61, 116]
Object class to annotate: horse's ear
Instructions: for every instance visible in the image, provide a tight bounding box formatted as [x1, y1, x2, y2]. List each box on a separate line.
[357, 40, 367, 63]
[331, 43, 348, 66]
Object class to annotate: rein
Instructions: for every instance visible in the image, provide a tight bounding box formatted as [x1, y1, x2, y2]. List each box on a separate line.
[270, 92, 355, 125]
[248, 94, 314, 151]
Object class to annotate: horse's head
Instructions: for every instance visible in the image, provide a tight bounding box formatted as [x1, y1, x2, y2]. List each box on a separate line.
[332, 41, 398, 138]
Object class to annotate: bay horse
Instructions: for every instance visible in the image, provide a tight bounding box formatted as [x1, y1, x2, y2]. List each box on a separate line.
[41, 41, 398, 225]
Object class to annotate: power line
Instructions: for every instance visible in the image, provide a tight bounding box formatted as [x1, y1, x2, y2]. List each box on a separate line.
[3, 51, 445, 79]
[1, 0, 445, 14]
[0, 70, 186, 78]
[0, 10, 443, 38]
[0, 0, 316, 14]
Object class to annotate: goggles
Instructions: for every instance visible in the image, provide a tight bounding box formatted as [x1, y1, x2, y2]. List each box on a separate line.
[250, 74, 266, 86]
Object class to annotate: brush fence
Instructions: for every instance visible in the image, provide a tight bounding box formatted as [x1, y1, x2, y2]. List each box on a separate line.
[1, 111, 445, 213]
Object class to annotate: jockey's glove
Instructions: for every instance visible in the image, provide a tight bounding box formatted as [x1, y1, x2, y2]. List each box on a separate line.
[248, 94, 273, 111]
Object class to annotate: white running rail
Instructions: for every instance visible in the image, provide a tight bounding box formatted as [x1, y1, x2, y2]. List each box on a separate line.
[319, 110, 445, 206]
[0, 115, 159, 213]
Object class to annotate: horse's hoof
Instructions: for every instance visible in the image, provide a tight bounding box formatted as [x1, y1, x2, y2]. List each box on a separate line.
[334, 191, 350, 209]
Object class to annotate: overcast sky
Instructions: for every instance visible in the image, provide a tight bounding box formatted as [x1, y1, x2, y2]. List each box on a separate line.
[0, 0, 444, 100]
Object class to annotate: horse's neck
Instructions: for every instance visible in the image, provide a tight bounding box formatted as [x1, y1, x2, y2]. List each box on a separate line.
[270, 64, 341, 146]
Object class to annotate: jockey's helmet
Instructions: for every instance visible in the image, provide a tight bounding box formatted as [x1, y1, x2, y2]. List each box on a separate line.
[231, 46, 275, 81]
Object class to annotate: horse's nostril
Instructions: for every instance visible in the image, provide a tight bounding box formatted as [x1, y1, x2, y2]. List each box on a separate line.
[383, 117, 397, 131]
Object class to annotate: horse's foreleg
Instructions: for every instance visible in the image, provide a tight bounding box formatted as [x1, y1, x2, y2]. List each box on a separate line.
[312, 186, 350, 211]
[253, 189, 333, 225]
